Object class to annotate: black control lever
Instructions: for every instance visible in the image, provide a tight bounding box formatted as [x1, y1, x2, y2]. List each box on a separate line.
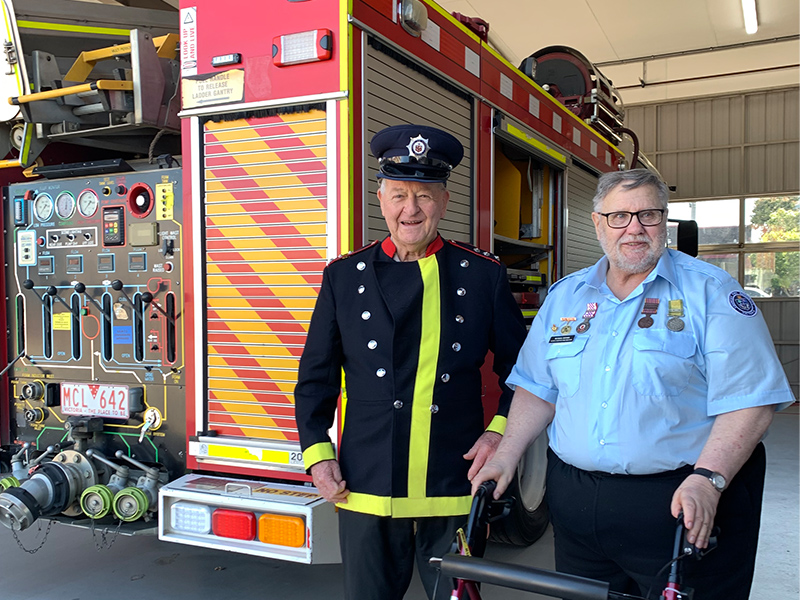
[0, 350, 26, 378]
[45, 286, 80, 318]
[73, 283, 112, 324]
[140, 291, 174, 323]
[22, 279, 47, 306]
[110, 279, 136, 307]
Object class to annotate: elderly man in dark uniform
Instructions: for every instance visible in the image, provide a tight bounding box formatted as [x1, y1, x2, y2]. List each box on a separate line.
[294, 124, 526, 600]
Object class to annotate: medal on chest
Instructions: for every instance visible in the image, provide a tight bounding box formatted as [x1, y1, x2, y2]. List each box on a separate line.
[560, 317, 576, 334]
[638, 298, 660, 328]
[576, 302, 598, 334]
[667, 299, 685, 331]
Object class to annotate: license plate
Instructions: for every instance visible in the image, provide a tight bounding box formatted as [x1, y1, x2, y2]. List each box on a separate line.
[60, 383, 129, 420]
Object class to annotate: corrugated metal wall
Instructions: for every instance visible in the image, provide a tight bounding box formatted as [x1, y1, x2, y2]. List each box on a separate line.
[627, 88, 799, 399]
[563, 163, 602, 275]
[364, 40, 473, 244]
[626, 86, 800, 199]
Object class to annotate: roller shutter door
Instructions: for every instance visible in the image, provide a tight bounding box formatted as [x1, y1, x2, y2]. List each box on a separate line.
[563, 163, 602, 275]
[201, 110, 328, 444]
[364, 39, 473, 244]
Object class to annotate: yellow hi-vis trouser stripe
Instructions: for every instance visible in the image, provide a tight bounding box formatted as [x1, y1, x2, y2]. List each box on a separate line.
[407, 254, 441, 500]
[339, 493, 471, 518]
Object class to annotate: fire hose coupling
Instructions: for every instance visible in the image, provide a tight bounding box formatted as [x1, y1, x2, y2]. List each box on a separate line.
[113, 486, 149, 522]
[0, 476, 20, 490]
[81, 450, 132, 519]
[0, 450, 97, 531]
[81, 484, 115, 520]
[109, 450, 162, 522]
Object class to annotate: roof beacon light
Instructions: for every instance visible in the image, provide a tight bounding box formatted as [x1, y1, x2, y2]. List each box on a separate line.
[273, 29, 332, 67]
[258, 513, 307, 548]
[170, 501, 212, 535]
[212, 508, 256, 540]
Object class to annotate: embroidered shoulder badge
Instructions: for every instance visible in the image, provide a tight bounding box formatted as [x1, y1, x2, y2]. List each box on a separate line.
[728, 290, 757, 317]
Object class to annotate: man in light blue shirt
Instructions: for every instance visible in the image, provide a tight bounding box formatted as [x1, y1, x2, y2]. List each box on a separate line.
[471, 169, 794, 600]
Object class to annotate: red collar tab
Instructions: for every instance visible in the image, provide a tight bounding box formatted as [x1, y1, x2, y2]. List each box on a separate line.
[381, 235, 444, 259]
[426, 235, 444, 256]
[381, 236, 397, 258]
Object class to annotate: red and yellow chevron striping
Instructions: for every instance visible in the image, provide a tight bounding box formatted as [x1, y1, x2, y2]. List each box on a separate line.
[202, 109, 329, 442]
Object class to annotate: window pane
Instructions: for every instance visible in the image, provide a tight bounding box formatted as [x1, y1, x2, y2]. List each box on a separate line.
[697, 253, 738, 279]
[668, 199, 740, 244]
[745, 251, 800, 297]
[745, 196, 800, 243]
[667, 222, 678, 248]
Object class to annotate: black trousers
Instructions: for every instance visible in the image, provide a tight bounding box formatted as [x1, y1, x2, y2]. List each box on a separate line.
[338, 509, 466, 600]
[546, 443, 766, 600]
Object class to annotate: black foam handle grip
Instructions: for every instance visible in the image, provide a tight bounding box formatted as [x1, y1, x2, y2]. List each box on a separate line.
[439, 554, 610, 600]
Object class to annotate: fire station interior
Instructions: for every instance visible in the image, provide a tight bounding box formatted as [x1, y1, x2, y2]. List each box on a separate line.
[0, 0, 797, 599]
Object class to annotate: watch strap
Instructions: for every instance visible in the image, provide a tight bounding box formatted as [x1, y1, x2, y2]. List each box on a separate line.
[691, 467, 725, 491]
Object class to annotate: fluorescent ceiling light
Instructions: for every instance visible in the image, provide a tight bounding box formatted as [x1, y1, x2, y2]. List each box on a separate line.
[742, 0, 758, 35]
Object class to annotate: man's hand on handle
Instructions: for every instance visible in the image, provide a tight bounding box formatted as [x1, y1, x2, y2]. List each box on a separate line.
[469, 452, 518, 500]
[464, 431, 502, 481]
[310, 459, 350, 504]
[671, 474, 721, 549]
[671, 405, 775, 548]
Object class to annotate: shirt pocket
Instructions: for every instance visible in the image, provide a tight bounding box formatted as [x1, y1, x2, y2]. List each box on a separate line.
[544, 335, 589, 398]
[632, 329, 697, 397]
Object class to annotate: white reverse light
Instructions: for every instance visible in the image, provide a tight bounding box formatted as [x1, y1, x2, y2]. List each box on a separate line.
[170, 501, 212, 534]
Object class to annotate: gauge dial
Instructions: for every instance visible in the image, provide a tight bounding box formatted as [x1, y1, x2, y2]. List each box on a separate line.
[77, 189, 99, 218]
[55, 191, 76, 220]
[33, 193, 54, 222]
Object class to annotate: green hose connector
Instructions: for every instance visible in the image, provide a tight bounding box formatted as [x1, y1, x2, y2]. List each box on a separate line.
[0, 476, 20, 490]
[81, 484, 115, 519]
[113, 486, 149, 522]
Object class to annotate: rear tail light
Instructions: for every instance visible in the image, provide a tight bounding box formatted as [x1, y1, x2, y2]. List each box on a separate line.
[258, 513, 306, 547]
[170, 501, 212, 534]
[212, 508, 256, 540]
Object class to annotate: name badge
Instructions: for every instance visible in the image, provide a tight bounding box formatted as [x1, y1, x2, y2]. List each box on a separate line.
[549, 335, 576, 344]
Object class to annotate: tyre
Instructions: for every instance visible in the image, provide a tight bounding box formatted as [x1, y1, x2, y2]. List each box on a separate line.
[489, 431, 549, 546]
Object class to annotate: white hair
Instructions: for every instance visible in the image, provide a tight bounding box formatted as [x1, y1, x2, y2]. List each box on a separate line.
[592, 169, 669, 212]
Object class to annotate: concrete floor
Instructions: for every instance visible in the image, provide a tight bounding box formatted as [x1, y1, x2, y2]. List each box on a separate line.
[0, 409, 797, 600]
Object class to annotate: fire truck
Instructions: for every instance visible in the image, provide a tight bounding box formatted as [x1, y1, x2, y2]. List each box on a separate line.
[0, 0, 655, 563]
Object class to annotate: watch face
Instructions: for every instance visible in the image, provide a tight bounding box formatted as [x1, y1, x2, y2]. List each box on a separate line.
[711, 473, 726, 490]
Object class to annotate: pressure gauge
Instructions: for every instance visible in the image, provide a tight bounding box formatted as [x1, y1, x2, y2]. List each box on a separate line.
[33, 193, 54, 222]
[55, 191, 76, 220]
[77, 189, 99, 218]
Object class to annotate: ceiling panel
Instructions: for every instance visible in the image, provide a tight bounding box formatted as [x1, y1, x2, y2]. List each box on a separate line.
[438, 0, 799, 66]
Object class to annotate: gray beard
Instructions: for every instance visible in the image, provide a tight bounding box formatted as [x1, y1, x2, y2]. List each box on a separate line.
[600, 229, 667, 274]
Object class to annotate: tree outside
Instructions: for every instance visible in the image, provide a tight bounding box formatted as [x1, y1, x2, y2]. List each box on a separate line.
[747, 197, 800, 296]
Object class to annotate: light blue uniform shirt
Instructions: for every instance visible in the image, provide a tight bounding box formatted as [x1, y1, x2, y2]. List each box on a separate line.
[508, 248, 794, 474]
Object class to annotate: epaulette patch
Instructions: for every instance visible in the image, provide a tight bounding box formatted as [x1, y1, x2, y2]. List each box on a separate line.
[328, 240, 380, 265]
[446, 239, 501, 264]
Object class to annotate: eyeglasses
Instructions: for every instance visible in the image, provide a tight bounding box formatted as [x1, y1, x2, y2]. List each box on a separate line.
[597, 209, 665, 229]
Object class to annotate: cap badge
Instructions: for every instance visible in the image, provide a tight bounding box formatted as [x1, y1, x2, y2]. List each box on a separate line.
[407, 135, 430, 158]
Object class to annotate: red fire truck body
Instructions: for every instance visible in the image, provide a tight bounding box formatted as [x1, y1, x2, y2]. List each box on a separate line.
[0, 0, 636, 563]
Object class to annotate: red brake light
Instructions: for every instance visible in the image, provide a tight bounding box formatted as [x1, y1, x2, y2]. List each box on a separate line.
[212, 508, 256, 540]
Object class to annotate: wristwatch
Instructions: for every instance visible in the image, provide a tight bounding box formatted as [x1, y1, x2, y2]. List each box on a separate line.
[691, 468, 726, 492]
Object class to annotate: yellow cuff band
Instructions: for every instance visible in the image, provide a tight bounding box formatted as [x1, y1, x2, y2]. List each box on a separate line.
[302, 442, 335, 470]
[486, 415, 507, 436]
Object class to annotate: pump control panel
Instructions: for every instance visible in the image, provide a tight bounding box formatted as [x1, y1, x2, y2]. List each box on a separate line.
[2, 167, 186, 484]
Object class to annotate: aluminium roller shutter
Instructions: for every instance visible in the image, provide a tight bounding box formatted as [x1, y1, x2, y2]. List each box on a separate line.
[563, 162, 602, 275]
[364, 38, 473, 244]
[201, 109, 328, 444]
